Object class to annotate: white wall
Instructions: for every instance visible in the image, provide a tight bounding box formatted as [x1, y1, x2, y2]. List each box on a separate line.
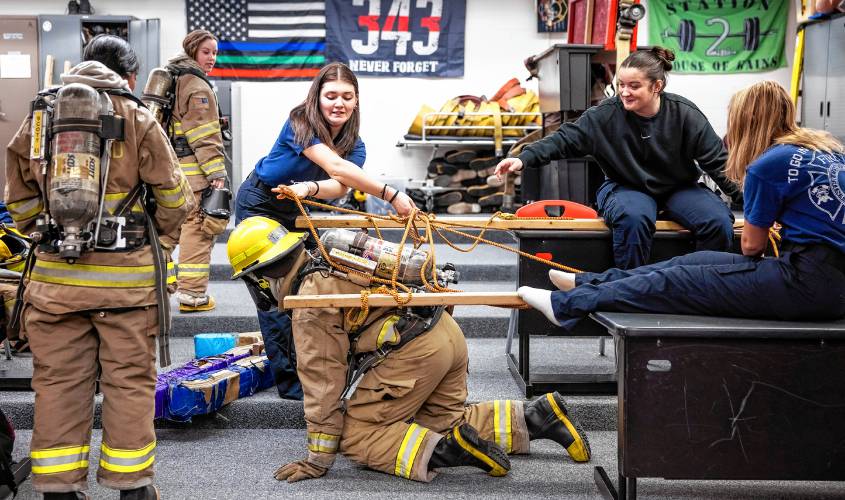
[236, 0, 798, 183]
[2, 0, 799, 184]
[638, 0, 797, 137]
[234, 0, 559, 185]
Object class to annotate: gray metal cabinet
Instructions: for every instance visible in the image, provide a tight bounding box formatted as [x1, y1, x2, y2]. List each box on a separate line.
[802, 17, 845, 141]
[37, 15, 159, 98]
[826, 19, 845, 140]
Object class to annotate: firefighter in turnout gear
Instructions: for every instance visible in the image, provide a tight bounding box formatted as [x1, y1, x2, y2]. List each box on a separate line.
[4, 35, 193, 499]
[227, 217, 592, 483]
[156, 29, 229, 313]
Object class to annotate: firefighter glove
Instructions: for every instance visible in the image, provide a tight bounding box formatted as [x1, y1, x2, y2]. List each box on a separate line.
[273, 459, 329, 483]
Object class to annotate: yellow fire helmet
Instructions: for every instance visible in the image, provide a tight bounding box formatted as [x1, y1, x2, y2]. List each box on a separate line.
[227, 216, 308, 280]
[0, 224, 31, 273]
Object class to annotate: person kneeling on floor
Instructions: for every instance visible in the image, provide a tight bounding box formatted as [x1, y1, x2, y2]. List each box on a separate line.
[227, 216, 592, 482]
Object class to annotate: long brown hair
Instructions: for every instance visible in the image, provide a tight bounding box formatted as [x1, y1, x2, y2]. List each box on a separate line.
[183, 29, 217, 61]
[289, 62, 360, 158]
[619, 46, 675, 92]
[725, 81, 843, 185]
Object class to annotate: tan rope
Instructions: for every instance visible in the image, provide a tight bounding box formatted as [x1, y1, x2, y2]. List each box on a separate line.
[274, 187, 584, 311]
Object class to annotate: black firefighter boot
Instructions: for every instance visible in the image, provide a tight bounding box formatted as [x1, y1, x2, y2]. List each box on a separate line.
[524, 392, 592, 462]
[119, 485, 159, 500]
[43, 493, 88, 500]
[427, 423, 510, 476]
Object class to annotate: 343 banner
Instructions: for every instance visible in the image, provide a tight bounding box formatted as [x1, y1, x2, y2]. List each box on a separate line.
[648, 0, 788, 74]
[325, 0, 466, 77]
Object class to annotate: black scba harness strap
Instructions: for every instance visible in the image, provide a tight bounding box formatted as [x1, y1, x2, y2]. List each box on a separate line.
[161, 67, 231, 157]
[340, 305, 446, 412]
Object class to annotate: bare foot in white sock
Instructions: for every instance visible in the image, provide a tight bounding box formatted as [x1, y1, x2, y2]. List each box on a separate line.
[548, 270, 576, 291]
[517, 286, 562, 327]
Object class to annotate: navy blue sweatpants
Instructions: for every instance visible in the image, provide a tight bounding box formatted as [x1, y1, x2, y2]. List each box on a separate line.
[596, 180, 735, 269]
[234, 172, 304, 400]
[551, 248, 845, 331]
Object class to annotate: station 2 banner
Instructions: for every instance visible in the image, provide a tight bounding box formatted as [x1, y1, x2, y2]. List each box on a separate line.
[648, 0, 788, 74]
[325, 0, 466, 77]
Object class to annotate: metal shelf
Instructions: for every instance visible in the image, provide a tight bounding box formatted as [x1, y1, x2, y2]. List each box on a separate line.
[396, 138, 523, 148]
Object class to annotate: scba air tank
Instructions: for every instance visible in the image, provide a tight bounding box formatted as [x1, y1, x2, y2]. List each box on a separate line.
[320, 229, 431, 284]
[141, 67, 173, 125]
[49, 83, 101, 261]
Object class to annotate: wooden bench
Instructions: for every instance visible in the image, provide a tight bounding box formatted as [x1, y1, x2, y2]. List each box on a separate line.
[590, 312, 845, 500]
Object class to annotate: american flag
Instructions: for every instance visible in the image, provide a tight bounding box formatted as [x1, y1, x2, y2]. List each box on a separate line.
[186, 0, 326, 80]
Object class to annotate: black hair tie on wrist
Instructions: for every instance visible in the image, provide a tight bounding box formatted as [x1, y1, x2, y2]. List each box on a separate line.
[388, 188, 400, 203]
[311, 181, 320, 197]
[380, 184, 388, 200]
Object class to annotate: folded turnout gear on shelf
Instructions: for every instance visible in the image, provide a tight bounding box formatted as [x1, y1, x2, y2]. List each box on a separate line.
[407, 78, 541, 140]
[155, 342, 273, 421]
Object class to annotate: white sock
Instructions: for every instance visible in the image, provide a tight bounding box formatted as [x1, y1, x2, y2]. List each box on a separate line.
[517, 286, 562, 327]
[548, 270, 576, 291]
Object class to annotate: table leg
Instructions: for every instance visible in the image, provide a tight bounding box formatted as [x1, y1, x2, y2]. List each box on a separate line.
[594, 466, 618, 500]
[626, 476, 637, 499]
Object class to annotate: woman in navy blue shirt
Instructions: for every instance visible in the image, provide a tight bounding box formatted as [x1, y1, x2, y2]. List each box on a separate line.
[518, 81, 845, 329]
[237, 62, 415, 229]
[234, 63, 416, 400]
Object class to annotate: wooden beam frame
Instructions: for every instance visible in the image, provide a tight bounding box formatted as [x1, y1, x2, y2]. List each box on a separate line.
[284, 292, 526, 309]
[295, 215, 745, 232]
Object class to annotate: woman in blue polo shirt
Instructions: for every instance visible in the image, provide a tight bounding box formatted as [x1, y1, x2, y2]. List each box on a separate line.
[518, 81, 845, 329]
[234, 62, 416, 399]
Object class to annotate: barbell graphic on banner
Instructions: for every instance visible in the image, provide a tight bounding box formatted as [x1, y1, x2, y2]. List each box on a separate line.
[662, 17, 774, 53]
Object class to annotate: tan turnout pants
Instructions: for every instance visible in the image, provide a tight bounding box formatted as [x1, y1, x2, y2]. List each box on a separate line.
[25, 304, 158, 493]
[340, 313, 530, 482]
[164, 190, 215, 295]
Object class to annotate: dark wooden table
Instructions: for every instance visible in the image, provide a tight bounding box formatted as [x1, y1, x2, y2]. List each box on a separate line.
[591, 312, 845, 500]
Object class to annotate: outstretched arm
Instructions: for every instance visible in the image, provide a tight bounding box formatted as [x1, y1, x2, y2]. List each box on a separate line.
[299, 143, 417, 215]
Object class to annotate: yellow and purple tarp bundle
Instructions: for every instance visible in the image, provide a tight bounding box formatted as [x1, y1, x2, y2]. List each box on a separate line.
[155, 343, 275, 422]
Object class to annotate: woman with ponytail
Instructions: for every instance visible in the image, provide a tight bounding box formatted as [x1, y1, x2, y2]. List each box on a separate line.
[496, 46, 741, 270]
[517, 81, 845, 331]
[160, 29, 228, 313]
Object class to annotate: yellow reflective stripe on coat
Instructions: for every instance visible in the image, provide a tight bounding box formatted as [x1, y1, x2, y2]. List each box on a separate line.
[184, 120, 220, 144]
[200, 156, 225, 176]
[179, 161, 202, 176]
[306, 432, 339, 454]
[376, 315, 401, 349]
[493, 400, 513, 453]
[31, 445, 90, 474]
[32, 260, 176, 288]
[7, 196, 43, 222]
[171, 121, 184, 136]
[103, 192, 143, 214]
[152, 184, 187, 209]
[99, 442, 155, 473]
[177, 263, 209, 278]
[394, 423, 429, 479]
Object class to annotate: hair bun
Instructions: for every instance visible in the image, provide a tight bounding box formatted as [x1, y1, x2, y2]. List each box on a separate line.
[650, 46, 675, 71]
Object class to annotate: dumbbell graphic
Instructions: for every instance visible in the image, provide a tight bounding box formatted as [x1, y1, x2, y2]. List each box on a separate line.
[662, 18, 773, 52]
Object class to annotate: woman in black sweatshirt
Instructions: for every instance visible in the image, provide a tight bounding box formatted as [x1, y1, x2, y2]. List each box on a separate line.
[495, 47, 741, 269]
